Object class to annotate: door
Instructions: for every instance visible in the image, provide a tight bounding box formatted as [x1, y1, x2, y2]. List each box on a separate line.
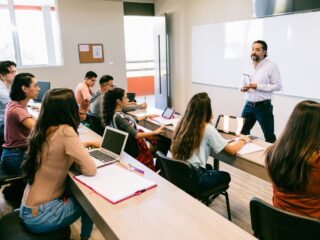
[154, 14, 171, 110]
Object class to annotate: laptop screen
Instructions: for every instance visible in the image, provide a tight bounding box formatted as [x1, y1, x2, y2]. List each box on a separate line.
[101, 127, 128, 155]
[35, 81, 51, 102]
[162, 107, 175, 119]
[215, 115, 244, 135]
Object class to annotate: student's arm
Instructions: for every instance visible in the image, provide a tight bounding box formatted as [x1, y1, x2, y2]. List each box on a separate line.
[223, 135, 250, 155]
[136, 126, 164, 139]
[22, 117, 36, 130]
[115, 114, 164, 139]
[64, 126, 97, 176]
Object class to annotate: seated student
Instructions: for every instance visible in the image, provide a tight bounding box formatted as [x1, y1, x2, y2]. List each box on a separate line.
[75, 71, 97, 121]
[0, 61, 17, 155]
[20, 88, 98, 240]
[171, 92, 250, 191]
[266, 100, 320, 219]
[90, 74, 147, 119]
[101, 88, 164, 170]
[1, 73, 39, 174]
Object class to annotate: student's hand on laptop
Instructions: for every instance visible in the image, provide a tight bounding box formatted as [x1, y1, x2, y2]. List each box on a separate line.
[83, 140, 101, 148]
[154, 126, 165, 135]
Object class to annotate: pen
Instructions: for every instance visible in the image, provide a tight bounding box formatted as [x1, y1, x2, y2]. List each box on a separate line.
[129, 164, 145, 174]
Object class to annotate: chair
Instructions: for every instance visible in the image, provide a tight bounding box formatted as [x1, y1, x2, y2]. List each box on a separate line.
[127, 92, 136, 102]
[155, 151, 232, 220]
[0, 163, 23, 188]
[87, 112, 105, 136]
[0, 210, 71, 240]
[250, 197, 320, 240]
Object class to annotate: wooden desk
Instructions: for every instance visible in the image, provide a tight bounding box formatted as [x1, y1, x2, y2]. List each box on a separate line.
[128, 108, 271, 182]
[69, 125, 255, 240]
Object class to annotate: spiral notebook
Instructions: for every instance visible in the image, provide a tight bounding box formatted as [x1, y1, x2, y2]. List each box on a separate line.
[74, 164, 157, 204]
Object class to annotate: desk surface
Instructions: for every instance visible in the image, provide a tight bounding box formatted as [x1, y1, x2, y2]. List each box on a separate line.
[128, 108, 271, 182]
[70, 124, 255, 240]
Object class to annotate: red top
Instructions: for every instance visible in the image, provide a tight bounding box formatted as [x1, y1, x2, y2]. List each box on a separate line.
[273, 156, 320, 220]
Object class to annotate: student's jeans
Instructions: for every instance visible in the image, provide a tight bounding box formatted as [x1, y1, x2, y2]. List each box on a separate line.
[20, 196, 93, 238]
[1, 147, 26, 174]
[240, 100, 276, 143]
[196, 167, 231, 191]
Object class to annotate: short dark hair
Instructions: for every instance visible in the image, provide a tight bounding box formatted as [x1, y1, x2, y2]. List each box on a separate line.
[253, 40, 268, 57]
[0, 60, 16, 75]
[85, 71, 97, 79]
[10, 73, 35, 101]
[99, 75, 113, 85]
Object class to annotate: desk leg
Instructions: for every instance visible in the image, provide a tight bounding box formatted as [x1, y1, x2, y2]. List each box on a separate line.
[213, 158, 220, 170]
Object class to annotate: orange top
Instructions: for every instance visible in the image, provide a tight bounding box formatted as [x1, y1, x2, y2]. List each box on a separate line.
[273, 156, 320, 220]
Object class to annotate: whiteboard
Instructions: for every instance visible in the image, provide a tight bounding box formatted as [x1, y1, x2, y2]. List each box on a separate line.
[191, 11, 320, 100]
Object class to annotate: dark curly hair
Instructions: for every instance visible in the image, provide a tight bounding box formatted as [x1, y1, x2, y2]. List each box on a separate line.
[101, 88, 125, 126]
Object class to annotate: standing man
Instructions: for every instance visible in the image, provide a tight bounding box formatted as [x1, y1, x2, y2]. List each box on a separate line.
[0, 61, 17, 154]
[240, 40, 282, 143]
[75, 71, 97, 120]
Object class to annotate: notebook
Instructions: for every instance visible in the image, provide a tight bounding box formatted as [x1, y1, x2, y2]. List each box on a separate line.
[151, 107, 176, 126]
[88, 127, 128, 167]
[74, 164, 157, 204]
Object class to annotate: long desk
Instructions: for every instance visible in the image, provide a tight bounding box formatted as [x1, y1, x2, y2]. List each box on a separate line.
[69, 124, 255, 240]
[129, 108, 271, 182]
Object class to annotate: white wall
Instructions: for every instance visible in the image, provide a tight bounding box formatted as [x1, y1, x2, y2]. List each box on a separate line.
[155, 0, 307, 138]
[20, 0, 127, 92]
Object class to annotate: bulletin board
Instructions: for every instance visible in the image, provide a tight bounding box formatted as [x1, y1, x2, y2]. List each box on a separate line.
[78, 44, 104, 63]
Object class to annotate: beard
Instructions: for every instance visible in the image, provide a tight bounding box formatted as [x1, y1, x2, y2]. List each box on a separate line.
[251, 54, 260, 62]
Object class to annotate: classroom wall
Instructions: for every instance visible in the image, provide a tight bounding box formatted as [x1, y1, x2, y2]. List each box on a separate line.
[20, 0, 127, 91]
[155, 0, 306, 138]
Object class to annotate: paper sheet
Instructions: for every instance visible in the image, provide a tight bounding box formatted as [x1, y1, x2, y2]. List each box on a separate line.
[237, 142, 265, 155]
[74, 165, 156, 203]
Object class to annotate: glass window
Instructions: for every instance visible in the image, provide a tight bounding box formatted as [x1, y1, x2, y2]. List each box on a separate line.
[0, 1, 15, 61]
[0, 0, 62, 66]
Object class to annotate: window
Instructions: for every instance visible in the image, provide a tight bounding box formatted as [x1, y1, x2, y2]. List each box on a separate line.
[0, 0, 62, 67]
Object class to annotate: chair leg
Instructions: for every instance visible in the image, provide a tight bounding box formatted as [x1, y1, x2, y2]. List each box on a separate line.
[222, 191, 232, 221]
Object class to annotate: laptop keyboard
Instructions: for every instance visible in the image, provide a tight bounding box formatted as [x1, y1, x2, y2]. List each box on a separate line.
[89, 150, 115, 163]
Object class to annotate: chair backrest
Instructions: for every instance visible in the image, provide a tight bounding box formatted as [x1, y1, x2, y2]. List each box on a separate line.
[155, 151, 199, 195]
[87, 112, 104, 136]
[215, 115, 244, 135]
[250, 197, 320, 240]
[127, 92, 136, 102]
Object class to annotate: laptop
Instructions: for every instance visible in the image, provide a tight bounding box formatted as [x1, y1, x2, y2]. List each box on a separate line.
[151, 107, 176, 126]
[88, 126, 128, 167]
[34, 81, 51, 102]
[215, 115, 244, 142]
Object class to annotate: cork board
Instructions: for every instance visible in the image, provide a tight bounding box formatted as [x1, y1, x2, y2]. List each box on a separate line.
[78, 44, 104, 63]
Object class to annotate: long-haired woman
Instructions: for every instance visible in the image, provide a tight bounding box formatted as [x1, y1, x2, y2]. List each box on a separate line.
[266, 100, 320, 219]
[171, 92, 250, 191]
[20, 88, 98, 240]
[101, 88, 165, 170]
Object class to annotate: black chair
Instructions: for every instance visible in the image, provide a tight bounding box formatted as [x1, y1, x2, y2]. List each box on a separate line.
[0, 163, 23, 188]
[155, 151, 231, 220]
[0, 210, 70, 240]
[250, 197, 320, 240]
[127, 92, 136, 102]
[87, 112, 105, 136]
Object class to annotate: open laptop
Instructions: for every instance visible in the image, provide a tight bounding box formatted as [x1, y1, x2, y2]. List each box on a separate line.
[215, 115, 244, 142]
[34, 81, 51, 103]
[151, 107, 176, 126]
[88, 126, 128, 167]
